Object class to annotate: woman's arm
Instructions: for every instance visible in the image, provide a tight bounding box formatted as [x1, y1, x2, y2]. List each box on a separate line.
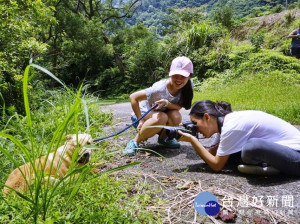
[166, 101, 182, 110]
[288, 29, 298, 38]
[129, 90, 147, 128]
[178, 131, 229, 172]
[155, 99, 182, 110]
[205, 144, 219, 156]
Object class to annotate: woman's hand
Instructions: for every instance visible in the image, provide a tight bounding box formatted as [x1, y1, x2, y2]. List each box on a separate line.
[137, 119, 145, 131]
[154, 99, 168, 110]
[177, 130, 195, 143]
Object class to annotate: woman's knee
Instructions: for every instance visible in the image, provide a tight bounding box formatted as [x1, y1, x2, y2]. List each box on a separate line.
[153, 112, 168, 124]
[166, 110, 182, 125]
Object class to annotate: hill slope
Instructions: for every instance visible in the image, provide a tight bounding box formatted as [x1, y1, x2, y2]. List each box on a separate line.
[127, 0, 299, 32]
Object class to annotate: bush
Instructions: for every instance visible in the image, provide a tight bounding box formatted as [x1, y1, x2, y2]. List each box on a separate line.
[271, 5, 285, 13]
[250, 32, 265, 51]
[211, 5, 234, 29]
[285, 12, 294, 24]
[194, 47, 300, 124]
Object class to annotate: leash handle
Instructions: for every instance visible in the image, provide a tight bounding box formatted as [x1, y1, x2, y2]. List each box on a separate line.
[93, 104, 158, 142]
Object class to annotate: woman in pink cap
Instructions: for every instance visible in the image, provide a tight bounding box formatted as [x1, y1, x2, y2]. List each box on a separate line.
[123, 56, 194, 155]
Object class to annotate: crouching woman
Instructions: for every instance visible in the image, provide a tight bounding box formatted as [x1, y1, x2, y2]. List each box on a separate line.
[178, 100, 300, 176]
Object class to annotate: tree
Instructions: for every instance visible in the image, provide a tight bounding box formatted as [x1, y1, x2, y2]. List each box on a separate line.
[211, 5, 234, 29]
[42, 0, 142, 89]
[0, 0, 55, 114]
[163, 6, 206, 34]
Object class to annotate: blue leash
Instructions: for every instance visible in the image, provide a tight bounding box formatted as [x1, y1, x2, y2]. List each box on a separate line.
[93, 104, 158, 142]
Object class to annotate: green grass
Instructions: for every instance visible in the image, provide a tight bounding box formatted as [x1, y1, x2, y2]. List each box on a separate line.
[0, 174, 161, 223]
[193, 46, 300, 124]
[0, 64, 160, 223]
[194, 70, 300, 124]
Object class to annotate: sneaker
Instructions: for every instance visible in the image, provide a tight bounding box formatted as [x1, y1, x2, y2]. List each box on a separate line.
[123, 140, 139, 156]
[157, 138, 180, 148]
[237, 164, 280, 175]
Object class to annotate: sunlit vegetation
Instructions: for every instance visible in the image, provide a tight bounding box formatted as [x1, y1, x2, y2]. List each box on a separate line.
[1, 0, 300, 222]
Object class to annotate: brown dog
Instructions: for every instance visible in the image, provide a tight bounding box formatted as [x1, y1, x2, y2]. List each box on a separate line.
[3, 133, 93, 196]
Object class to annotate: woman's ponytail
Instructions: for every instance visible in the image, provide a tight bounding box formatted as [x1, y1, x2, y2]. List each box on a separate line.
[214, 101, 232, 116]
[190, 100, 232, 118]
[180, 79, 193, 110]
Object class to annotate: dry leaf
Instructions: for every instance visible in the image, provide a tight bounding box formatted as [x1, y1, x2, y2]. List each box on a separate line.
[145, 152, 151, 157]
[140, 163, 148, 168]
[162, 176, 176, 183]
[176, 180, 194, 190]
[216, 210, 236, 223]
[253, 217, 271, 224]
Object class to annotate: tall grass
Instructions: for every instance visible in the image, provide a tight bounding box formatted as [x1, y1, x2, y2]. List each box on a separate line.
[0, 64, 140, 223]
[194, 70, 300, 124]
[193, 46, 300, 124]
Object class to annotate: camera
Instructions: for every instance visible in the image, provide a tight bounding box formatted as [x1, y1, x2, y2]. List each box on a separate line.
[164, 121, 198, 139]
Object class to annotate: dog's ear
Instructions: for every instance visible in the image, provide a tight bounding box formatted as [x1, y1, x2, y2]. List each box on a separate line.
[65, 134, 73, 141]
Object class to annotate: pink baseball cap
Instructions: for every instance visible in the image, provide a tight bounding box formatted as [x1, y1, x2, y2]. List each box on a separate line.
[169, 56, 193, 77]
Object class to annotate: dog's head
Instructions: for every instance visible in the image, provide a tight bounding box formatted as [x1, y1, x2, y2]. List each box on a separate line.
[64, 134, 93, 164]
[66, 133, 93, 147]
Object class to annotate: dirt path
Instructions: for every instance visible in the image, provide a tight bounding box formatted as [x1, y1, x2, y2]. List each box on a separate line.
[100, 102, 300, 223]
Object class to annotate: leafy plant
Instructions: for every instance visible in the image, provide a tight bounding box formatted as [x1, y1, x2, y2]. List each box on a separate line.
[0, 64, 140, 223]
[250, 32, 265, 51]
[211, 5, 234, 29]
[285, 12, 294, 24]
[194, 47, 300, 124]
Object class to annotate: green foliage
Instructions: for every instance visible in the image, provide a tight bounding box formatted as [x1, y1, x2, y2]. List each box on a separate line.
[211, 5, 234, 29]
[209, 0, 299, 19]
[163, 21, 229, 80]
[250, 5, 273, 17]
[187, 22, 219, 48]
[0, 0, 54, 114]
[271, 4, 285, 13]
[232, 48, 300, 75]
[0, 64, 150, 223]
[163, 7, 206, 34]
[92, 24, 164, 95]
[285, 12, 295, 24]
[195, 70, 300, 124]
[288, 0, 300, 9]
[0, 174, 161, 223]
[127, 0, 209, 34]
[250, 32, 265, 51]
[195, 47, 300, 124]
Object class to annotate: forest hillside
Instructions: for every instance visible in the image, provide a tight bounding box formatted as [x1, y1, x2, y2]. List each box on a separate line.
[1, 1, 300, 223]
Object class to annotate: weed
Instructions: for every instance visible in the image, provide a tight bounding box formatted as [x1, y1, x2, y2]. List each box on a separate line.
[0, 64, 153, 223]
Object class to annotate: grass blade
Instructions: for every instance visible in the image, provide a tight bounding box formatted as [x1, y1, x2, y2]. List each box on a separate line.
[82, 99, 90, 132]
[29, 64, 67, 89]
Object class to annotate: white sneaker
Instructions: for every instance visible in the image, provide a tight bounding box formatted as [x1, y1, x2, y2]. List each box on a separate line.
[238, 164, 280, 175]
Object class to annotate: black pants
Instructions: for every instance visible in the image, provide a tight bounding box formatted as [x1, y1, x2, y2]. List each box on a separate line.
[241, 138, 300, 176]
[290, 47, 300, 58]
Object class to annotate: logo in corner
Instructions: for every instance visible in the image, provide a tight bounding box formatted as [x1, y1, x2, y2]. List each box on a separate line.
[194, 192, 220, 216]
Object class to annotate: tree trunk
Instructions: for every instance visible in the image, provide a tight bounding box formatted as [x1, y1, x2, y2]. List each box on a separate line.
[102, 33, 126, 75]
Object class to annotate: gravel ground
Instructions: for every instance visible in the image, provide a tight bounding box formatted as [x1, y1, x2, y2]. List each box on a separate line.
[99, 102, 300, 224]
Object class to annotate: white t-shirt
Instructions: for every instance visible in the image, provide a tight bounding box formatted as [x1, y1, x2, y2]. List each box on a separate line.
[217, 111, 300, 156]
[139, 79, 182, 113]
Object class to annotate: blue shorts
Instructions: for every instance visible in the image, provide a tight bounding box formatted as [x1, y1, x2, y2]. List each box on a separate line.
[131, 111, 148, 128]
[131, 114, 139, 128]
